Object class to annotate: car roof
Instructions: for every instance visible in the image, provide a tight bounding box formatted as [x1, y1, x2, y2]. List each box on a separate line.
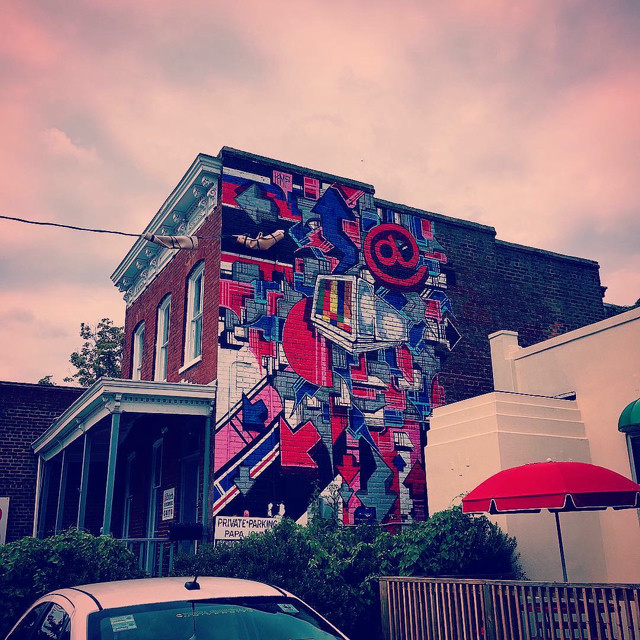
[54, 577, 286, 611]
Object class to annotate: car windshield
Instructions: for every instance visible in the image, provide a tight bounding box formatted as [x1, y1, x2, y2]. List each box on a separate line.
[87, 596, 344, 640]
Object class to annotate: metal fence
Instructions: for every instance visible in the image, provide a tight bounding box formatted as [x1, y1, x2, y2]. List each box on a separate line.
[122, 537, 178, 577]
[380, 577, 640, 640]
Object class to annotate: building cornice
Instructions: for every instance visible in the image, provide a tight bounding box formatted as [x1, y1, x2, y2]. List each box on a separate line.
[111, 154, 222, 306]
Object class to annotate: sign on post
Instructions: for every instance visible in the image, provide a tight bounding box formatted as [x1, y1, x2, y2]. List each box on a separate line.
[214, 516, 277, 541]
[162, 488, 175, 521]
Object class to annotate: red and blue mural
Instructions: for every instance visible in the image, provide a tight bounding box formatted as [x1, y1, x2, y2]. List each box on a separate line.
[213, 158, 460, 525]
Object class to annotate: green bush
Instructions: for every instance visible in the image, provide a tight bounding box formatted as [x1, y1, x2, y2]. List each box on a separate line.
[0, 529, 145, 637]
[378, 506, 523, 578]
[174, 507, 522, 640]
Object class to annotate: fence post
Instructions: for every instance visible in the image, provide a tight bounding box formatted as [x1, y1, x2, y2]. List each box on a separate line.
[482, 583, 497, 640]
[379, 579, 391, 640]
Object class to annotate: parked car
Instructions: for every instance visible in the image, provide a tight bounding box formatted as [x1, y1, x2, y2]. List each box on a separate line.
[5, 576, 349, 640]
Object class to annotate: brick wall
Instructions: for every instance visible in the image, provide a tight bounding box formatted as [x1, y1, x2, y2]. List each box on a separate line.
[122, 202, 222, 384]
[119, 148, 605, 528]
[403, 209, 606, 404]
[0, 382, 83, 542]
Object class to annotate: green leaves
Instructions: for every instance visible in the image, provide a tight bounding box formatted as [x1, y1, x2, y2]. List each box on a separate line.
[0, 513, 521, 640]
[64, 318, 124, 386]
[0, 529, 144, 637]
[173, 508, 522, 640]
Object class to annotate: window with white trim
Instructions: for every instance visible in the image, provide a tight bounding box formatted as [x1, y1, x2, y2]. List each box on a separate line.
[154, 295, 171, 381]
[184, 262, 204, 366]
[132, 322, 145, 380]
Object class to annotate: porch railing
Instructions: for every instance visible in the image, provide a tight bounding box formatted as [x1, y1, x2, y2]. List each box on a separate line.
[380, 576, 640, 640]
[122, 537, 179, 577]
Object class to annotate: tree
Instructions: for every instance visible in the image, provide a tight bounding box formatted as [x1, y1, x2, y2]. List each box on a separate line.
[37, 375, 55, 386]
[64, 318, 124, 387]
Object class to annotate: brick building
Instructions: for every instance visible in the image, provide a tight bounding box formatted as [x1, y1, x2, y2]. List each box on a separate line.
[0, 382, 83, 543]
[30, 148, 605, 565]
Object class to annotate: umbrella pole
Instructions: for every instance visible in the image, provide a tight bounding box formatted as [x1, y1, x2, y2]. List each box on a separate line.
[554, 511, 568, 582]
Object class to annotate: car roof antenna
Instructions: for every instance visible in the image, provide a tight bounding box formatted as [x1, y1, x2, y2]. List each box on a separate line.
[185, 575, 200, 591]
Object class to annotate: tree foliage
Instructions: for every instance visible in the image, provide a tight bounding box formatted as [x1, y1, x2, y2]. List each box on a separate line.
[174, 507, 522, 640]
[64, 318, 124, 386]
[0, 529, 144, 637]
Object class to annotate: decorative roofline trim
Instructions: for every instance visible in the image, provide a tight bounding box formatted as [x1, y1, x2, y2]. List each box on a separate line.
[111, 154, 221, 304]
[33, 378, 217, 458]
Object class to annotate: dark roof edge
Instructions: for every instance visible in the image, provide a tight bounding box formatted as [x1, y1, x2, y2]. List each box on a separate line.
[495, 239, 600, 266]
[0, 380, 84, 391]
[219, 147, 375, 193]
[374, 198, 497, 234]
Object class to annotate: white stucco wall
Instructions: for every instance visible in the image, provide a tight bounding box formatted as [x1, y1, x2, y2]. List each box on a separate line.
[427, 306, 640, 583]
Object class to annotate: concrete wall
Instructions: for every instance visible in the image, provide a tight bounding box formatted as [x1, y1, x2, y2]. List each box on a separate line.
[427, 306, 640, 582]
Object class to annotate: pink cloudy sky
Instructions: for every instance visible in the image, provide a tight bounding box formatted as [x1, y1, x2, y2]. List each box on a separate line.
[1, 0, 639, 384]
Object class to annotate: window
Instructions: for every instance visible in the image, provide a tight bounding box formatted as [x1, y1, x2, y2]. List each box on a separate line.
[7, 603, 50, 640]
[122, 452, 135, 538]
[145, 438, 163, 575]
[154, 296, 171, 381]
[34, 604, 70, 640]
[184, 263, 204, 366]
[146, 438, 163, 539]
[132, 323, 145, 381]
[88, 598, 343, 640]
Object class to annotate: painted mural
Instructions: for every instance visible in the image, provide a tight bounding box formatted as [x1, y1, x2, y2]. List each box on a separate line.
[213, 159, 460, 525]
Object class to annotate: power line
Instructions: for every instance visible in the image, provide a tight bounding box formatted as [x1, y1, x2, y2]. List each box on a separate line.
[0, 214, 222, 239]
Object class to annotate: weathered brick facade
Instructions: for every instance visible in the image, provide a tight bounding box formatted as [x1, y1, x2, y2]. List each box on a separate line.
[121, 203, 222, 384]
[115, 148, 605, 529]
[385, 205, 606, 404]
[0, 382, 83, 542]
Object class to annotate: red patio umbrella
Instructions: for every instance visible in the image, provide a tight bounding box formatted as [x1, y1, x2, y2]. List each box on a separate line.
[462, 461, 640, 581]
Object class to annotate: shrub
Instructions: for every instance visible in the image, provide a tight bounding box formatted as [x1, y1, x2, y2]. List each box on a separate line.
[0, 529, 145, 637]
[378, 506, 523, 579]
[174, 507, 522, 640]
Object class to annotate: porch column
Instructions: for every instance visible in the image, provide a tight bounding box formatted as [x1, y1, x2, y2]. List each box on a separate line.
[101, 404, 121, 536]
[54, 449, 68, 533]
[202, 403, 213, 536]
[77, 429, 92, 529]
[32, 456, 44, 537]
[36, 459, 52, 538]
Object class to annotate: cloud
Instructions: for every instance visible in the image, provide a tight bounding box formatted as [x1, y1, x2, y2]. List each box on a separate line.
[42, 128, 99, 165]
[604, 259, 640, 306]
[0, 284, 124, 384]
[1, 0, 639, 383]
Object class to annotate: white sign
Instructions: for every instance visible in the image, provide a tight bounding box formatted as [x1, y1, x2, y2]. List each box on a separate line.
[0, 498, 9, 545]
[215, 516, 277, 540]
[162, 488, 175, 521]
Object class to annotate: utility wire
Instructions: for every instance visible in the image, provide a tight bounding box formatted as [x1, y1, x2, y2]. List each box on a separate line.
[0, 214, 222, 239]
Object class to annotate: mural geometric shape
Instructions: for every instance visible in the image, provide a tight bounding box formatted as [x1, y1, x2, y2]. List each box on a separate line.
[363, 223, 429, 289]
[282, 298, 333, 387]
[280, 418, 321, 469]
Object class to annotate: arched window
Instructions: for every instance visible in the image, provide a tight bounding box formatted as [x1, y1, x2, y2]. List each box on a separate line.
[184, 262, 204, 367]
[132, 322, 145, 380]
[154, 295, 171, 381]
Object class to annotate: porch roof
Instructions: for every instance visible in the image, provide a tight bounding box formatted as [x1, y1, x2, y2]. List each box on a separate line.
[33, 378, 217, 460]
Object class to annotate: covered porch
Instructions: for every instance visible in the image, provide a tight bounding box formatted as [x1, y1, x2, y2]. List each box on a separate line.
[32, 378, 216, 575]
